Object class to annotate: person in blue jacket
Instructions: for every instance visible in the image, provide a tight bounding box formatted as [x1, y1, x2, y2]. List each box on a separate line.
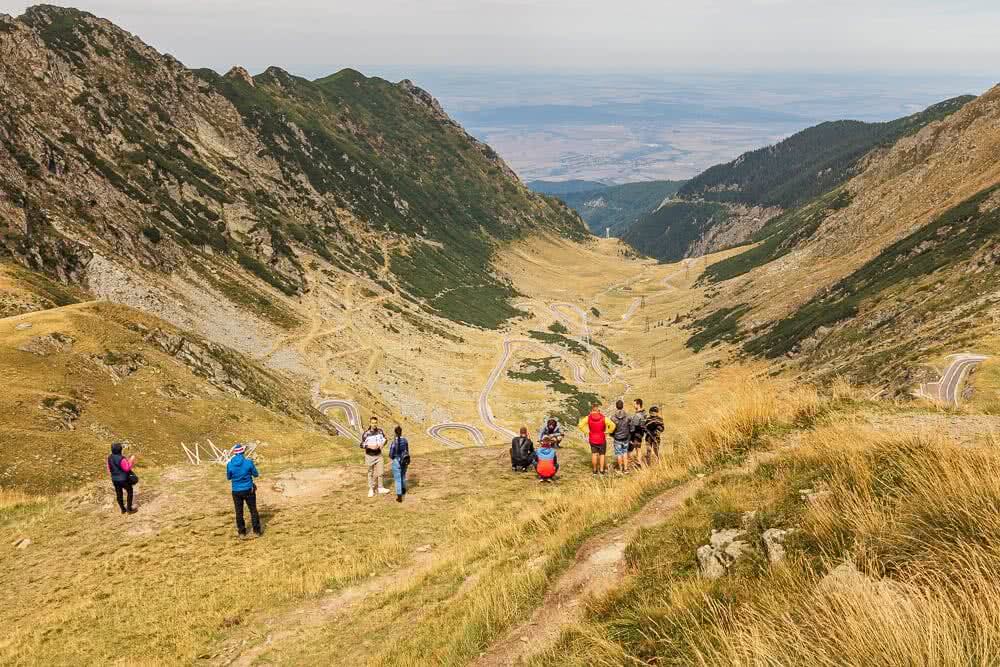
[534, 437, 559, 482]
[226, 443, 261, 538]
[388, 425, 411, 503]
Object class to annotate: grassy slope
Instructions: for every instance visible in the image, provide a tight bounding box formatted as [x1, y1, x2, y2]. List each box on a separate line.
[746, 184, 1000, 360]
[0, 296, 335, 493]
[536, 417, 1000, 665]
[0, 366, 818, 665]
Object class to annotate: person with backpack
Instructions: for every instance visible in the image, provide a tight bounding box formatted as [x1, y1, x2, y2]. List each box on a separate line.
[578, 403, 614, 475]
[537, 418, 564, 448]
[629, 398, 647, 469]
[511, 426, 535, 472]
[534, 437, 559, 482]
[107, 442, 138, 514]
[226, 443, 261, 538]
[610, 399, 631, 474]
[360, 416, 390, 497]
[388, 425, 411, 503]
[645, 406, 665, 465]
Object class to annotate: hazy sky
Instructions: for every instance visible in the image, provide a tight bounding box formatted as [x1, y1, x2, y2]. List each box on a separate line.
[2, 1, 998, 76]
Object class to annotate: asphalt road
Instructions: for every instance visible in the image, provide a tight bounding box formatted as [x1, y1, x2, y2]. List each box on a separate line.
[427, 423, 487, 449]
[920, 354, 988, 405]
[315, 398, 362, 438]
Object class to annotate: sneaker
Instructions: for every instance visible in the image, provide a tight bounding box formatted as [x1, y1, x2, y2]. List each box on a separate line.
[378, 487, 390, 495]
[238, 532, 249, 540]
[592, 470, 598, 476]
[126, 508, 138, 514]
[368, 489, 375, 498]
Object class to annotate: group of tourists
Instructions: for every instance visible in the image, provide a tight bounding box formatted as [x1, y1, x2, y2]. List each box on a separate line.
[104, 415, 415, 540]
[508, 399, 665, 481]
[580, 398, 664, 475]
[107, 400, 663, 538]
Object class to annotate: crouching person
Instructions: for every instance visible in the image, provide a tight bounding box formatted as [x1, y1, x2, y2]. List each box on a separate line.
[226, 443, 261, 539]
[511, 426, 535, 472]
[534, 438, 559, 482]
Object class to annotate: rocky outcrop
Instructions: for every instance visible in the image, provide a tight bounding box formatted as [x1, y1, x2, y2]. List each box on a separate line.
[687, 203, 783, 257]
[762, 528, 796, 564]
[696, 528, 752, 579]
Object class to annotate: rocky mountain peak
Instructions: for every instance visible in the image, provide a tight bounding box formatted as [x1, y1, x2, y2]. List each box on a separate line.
[224, 65, 254, 87]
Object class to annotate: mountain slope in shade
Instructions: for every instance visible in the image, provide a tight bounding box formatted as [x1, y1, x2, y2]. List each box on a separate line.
[549, 180, 688, 237]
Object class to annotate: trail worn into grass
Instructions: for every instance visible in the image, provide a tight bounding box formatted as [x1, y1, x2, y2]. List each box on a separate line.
[472, 475, 707, 667]
[215, 549, 436, 667]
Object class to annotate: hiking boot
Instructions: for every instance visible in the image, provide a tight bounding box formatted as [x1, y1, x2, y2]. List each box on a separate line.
[126, 508, 138, 514]
[396, 494, 403, 503]
[378, 487, 391, 495]
[368, 489, 375, 498]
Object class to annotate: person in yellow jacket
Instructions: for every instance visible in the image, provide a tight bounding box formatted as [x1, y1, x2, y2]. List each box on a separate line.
[578, 403, 615, 475]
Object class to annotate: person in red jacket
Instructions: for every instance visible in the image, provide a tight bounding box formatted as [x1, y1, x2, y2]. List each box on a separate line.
[578, 403, 614, 475]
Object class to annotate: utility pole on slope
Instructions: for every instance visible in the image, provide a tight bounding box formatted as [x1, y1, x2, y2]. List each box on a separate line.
[645, 316, 650, 333]
[649, 356, 657, 379]
[640, 295, 645, 309]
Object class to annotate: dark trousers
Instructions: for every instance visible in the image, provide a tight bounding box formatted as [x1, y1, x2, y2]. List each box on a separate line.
[113, 480, 134, 512]
[232, 489, 261, 535]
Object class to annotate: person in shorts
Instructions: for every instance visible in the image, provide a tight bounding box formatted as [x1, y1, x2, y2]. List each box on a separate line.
[609, 399, 631, 473]
[578, 403, 614, 475]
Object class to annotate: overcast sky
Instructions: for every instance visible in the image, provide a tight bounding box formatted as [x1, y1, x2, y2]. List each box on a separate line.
[2, 1, 999, 77]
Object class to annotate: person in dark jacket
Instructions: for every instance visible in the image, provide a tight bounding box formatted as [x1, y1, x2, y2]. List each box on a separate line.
[610, 400, 631, 473]
[511, 426, 535, 472]
[388, 425, 411, 503]
[107, 443, 137, 514]
[226, 443, 261, 538]
[644, 406, 665, 465]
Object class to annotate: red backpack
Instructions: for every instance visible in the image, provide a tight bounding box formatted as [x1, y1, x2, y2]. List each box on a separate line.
[588, 412, 607, 445]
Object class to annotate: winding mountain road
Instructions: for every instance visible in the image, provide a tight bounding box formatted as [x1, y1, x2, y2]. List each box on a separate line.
[427, 423, 487, 449]
[919, 353, 988, 406]
[315, 398, 361, 438]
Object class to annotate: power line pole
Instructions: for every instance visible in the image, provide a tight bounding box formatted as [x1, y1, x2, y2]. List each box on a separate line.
[645, 316, 650, 333]
[649, 356, 657, 379]
[640, 295, 645, 309]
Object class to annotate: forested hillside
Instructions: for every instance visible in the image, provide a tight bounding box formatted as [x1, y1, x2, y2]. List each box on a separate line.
[538, 180, 686, 236]
[623, 96, 974, 263]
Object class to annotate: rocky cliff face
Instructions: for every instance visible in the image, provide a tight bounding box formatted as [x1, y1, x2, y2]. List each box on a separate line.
[0, 5, 586, 335]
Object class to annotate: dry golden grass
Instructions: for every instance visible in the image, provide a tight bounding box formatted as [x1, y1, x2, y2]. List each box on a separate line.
[676, 364, 820, 465]
[536, 419, 1000, 666]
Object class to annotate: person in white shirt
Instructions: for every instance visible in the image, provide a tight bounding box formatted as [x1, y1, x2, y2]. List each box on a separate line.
[360, 416, 390, 497]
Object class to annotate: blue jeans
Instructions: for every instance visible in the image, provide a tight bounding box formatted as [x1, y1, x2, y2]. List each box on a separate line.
[391, 459, 407, 495]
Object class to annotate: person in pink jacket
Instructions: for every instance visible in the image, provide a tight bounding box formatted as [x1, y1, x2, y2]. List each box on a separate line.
[107, 442, 138, 514]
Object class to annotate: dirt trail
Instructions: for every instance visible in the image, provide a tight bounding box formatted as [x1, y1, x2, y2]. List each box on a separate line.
[472, 477, 705, 667]
[474, 450, 776, 667]
[215, 550, 436, 667]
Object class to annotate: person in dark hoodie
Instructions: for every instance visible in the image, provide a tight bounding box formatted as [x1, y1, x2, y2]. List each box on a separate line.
[388, 425, 411, 503]
[226, 443, 261, 539]
[107, 443, 137, 514]
[511, 426, 535, 472]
